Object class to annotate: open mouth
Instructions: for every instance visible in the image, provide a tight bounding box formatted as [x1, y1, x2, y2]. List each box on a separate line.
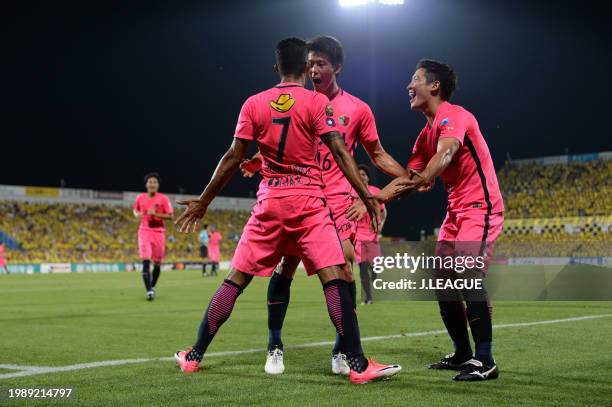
[408, 90, 416, 101]
[312, 77, 322, 84]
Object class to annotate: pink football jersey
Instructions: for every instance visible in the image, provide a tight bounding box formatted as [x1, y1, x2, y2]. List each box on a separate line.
[234, 82, 340, 200]
[408, 101, 504, 214]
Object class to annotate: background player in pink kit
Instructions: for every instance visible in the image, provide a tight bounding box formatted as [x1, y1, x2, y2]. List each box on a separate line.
[240, 36, 406, 375]
[133, 173, 173, 301]
[172, 37, 401, 384]
[378, 60, 504, 381]
[207, 224, 221, 276]
[0, 243, 8, 274]
[352, 165, 387, 305]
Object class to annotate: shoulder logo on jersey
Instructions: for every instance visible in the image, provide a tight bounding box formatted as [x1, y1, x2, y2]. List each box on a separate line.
[439, 117, 454, 133]
[325, 104, 334, 116]
[270, 94, 295, 113]
[326, 117, 336, 127]
[339, 115, 350, 126]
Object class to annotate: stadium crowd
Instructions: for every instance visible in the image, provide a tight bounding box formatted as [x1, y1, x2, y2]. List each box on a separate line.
[0, 202, 249, 263]
[497, 160, 612, 218]
[1, 159, 610, 263]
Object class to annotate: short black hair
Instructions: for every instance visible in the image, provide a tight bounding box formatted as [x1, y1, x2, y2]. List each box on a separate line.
[144, 172, 161, 183]
[358, 164, 371, 179]
[275, 37, 308, 76]
[416, 59, 457, 101]
[307, 36, 344, 69]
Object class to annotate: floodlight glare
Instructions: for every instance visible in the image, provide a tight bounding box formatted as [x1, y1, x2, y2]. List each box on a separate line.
[339, 0, 369, 6]
[339, 0, 404, 6]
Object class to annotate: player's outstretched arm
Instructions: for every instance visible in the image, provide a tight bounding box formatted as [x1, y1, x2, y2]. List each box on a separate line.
[362, 138, 408, 178]
[239, 151, 262, 178]
[322, 131, 381, 233]
[378, 138, 460, 203]
[175, 138, 250, 233]
[417, 137, 460, 185]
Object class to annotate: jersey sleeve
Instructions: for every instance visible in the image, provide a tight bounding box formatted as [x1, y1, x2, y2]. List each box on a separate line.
[133, 195, 141, 211]
[407, 129, 428, 172]
[164, 196, 173, 215]
[358, 103, 379, 145]
[311, 93, 340, 137]
[438, 108, 469, 145]
[234, 96, 256, 140]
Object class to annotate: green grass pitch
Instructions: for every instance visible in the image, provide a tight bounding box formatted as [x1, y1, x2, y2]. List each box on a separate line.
[1, 270, 611, 406]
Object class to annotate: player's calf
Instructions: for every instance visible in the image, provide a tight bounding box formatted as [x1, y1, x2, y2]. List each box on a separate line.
[175, 270, 252, 373]
[320, 275, 401, 383]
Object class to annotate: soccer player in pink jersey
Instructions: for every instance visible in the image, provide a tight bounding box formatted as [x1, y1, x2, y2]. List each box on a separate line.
[240, 36, 406, 375]
[133, 173, 173, 301]
[0, 243, 8, 274]
[172, 37, 401, 384]
[353, 165, 387, 305]
[207, 224, 221, 276]
[378, 60, 504, 381]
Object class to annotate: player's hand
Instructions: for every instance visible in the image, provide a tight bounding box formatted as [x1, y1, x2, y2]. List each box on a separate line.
[394, 169, 428, 194]
[239, 159, 261, 178]
[175, 199, 208, 233]
[346, 199, 367, 222]
[417, 182, 434, 192]
[363, 195, 382, 234]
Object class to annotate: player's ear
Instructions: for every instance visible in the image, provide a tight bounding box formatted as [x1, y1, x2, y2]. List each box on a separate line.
[273, 64, 279, 74]
[334, 64, 343, 76]
[430, 80, 441, 95]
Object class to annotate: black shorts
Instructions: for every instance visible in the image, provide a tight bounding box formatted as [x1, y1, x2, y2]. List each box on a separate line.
[200, 245, 208, 258]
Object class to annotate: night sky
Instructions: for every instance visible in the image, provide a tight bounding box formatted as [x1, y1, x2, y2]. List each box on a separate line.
[3, 0, 611, 238]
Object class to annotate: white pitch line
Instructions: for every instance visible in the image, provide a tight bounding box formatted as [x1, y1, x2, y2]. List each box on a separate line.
[0, 364, 50, 371]
[1, 313, 611, 380]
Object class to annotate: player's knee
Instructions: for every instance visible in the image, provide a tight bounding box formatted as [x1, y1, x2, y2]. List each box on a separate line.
[462, 286, 489, 303]
[340, 263, 354, 282]
[317, 265, 343, 284]
[278, 256, 300, 278]
[227, 268, 253, 289]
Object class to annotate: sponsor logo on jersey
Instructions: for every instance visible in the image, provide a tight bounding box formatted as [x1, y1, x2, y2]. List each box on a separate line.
[270, 94, 295, 112]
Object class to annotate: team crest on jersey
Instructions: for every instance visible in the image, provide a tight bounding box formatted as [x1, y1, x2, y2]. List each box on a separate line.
[270, 94, 295, 112]
[339, 115, 350, 126]
[440, 117, 450, 126]
[326, 117, 336, 127]
[325, 104, 334, 116]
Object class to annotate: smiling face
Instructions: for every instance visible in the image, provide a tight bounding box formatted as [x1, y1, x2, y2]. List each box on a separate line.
[407, 68, 438, 112]
[145, 177, 159, 194]
[308, 51, 339, 93]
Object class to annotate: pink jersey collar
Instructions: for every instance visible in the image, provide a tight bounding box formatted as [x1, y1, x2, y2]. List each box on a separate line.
[275, 82, 304, 89]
